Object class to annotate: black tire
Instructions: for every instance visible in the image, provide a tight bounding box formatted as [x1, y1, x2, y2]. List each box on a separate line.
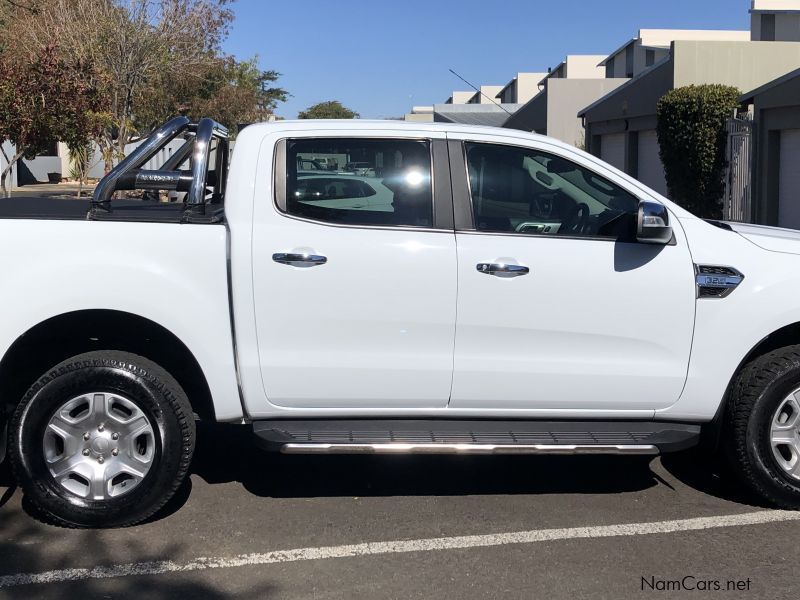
[9, 351, 195, 528]
[724, 345, 800, 508]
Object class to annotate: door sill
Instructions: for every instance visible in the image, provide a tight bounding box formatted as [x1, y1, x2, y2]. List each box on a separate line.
[252, 419, 700, 455]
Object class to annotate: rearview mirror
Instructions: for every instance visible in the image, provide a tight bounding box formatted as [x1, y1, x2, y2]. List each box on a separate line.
[636, 201, 673, 245]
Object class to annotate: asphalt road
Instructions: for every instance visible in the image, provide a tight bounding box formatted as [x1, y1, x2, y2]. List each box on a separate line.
[0, 422, 797, 600]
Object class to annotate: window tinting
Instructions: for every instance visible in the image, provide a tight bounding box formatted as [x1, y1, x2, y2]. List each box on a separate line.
[464, 143, 639, 239]
[285, 138, 433, 227]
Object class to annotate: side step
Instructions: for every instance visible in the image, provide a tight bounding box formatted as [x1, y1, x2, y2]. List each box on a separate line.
[252, 420, 701, 455]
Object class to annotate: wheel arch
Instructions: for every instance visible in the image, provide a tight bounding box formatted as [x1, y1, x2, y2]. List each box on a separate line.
[704, 321, 800, 449]
[0, 309, 215, 422]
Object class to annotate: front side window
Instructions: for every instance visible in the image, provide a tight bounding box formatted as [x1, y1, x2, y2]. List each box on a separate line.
[285, 138, 433, 227]
[464, 142, 639, 239]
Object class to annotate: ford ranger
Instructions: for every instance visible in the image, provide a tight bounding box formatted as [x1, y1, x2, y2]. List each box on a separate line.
[1, 116, 799, 527]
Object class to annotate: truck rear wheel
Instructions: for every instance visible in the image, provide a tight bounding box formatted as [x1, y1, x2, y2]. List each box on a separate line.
[9, 351, 195, 527]
[725, 345, 800, 508]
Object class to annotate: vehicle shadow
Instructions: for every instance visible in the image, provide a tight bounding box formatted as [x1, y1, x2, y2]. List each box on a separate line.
[2, 421, 763, 534]
[659, 447, 765, 507]
[190, 422, 759, 504]
[0, 490, 275, 599]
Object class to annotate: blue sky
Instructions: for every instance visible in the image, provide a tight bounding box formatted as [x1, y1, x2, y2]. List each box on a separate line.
[224, 0, 752, 119]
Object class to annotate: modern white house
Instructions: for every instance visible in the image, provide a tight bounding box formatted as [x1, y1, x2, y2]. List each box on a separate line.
[600, 29, 749, 79]
[739, 2, 800, 228]
[403, 106, 435, 123]
[751, 0, 800, 41]
[741, 68, 800, 228]
[546, 55, 606, 79]
[495, 72, 547, 104]
[1, 140, 63, 188]
[445, 91, 474, 104]
[503, 55, 624, 147]
[580, 10, 800, 197]
[466, 85, 504, 105]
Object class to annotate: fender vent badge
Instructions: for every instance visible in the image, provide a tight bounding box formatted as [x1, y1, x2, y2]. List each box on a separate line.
[695, 265, 744, 298]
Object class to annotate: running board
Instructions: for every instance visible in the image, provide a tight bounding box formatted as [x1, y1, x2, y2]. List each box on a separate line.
[252, 420, 701, 455]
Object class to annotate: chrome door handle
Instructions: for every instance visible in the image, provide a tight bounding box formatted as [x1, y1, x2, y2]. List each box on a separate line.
[476, 262, 529, 277]
[273, 252, 327, 267]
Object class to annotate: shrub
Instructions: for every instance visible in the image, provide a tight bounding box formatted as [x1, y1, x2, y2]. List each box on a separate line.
[656, 84, 741, 219]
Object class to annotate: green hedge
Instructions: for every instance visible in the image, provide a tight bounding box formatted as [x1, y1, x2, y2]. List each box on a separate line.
[656, 84, 741, 219]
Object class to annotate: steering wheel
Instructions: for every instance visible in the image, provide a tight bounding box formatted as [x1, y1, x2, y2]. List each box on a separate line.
[564, 203, 591, 235]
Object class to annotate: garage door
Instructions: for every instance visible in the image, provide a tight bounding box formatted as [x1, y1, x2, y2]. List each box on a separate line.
[600, 133, 625, 171]
[637, 130, 668, 196]
[779, 129, 800, 229]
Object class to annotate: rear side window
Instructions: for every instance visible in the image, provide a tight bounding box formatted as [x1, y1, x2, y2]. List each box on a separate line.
[285, 138, 433, 227]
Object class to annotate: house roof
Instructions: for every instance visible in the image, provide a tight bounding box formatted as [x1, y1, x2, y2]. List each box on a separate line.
[433, 103, 521, 127]
[598, 39, 637, 66]
[751, 0, 800, 13]
[496, 73, 548, 98]
[497, 77, 518, 97]
[740, 66, 800, 102]
[577, 55, 671, 117]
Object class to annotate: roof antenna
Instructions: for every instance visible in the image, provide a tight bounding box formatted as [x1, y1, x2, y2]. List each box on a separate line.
[448, 68, 513, 115]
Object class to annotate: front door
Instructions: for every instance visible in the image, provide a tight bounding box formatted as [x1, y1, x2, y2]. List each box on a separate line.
[252, 134, 457, 409]
[449, 138, 696, 412]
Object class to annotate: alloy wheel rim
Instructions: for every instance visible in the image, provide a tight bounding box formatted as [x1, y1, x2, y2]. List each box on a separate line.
[42, 392, 156, 500]
[770, 390, 800, 481]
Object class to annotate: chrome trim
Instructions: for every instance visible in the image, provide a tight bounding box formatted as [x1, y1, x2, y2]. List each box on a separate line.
[694, 264, 744, 299]
[272, 252, 327, 267]
[93, 116, 190, 206]
[92, 116, 229, 217]
[476, 262, 530, 277]
[456, 229, 618, 242]
[275, 210, 452, 234]
[636, 200, 673, 245]
[188, 118, 229, 206]
[281, 443, 659, 455]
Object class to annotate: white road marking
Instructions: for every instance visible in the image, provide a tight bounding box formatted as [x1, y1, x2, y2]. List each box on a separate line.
[2, 509, 799, 588]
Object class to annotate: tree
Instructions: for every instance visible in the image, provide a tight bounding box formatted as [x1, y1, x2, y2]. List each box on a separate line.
[656, 84, 741, 219]
[11, 0, 287, 170]
[298, 101, 359, 120]
[163, 55, 288, 129]
[0, 45, 104, 196]
[16, 0, 235, 172]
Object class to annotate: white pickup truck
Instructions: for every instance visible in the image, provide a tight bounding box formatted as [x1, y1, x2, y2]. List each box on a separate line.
[2, 116, 800, 527]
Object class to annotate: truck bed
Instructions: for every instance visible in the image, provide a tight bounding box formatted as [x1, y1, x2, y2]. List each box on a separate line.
[0, 197, 196, 222]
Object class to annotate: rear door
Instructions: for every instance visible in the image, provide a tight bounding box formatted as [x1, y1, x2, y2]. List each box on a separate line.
[447, 134, 696, 412]
[251, 131, 457, 409]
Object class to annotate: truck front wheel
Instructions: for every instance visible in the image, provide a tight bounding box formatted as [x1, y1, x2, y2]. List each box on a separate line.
[725, 345, 800, 508]
[9, 351, 195, 528]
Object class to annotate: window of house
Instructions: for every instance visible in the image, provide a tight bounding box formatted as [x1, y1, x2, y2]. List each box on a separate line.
[37, 140, 58, 157]
[761, 13, 776, 41]
[605, 62, 615, 78]
[285, 138, 433, 227]
[645, 49, 655, 67]
[464, 142, 639, 239]
[625, 45, 634, 78]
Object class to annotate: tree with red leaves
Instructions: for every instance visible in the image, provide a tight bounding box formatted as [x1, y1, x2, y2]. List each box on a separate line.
[0, 45, 104, 196]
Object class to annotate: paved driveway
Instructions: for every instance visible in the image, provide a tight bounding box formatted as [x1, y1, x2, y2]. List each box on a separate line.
[0, 422, 797, 599]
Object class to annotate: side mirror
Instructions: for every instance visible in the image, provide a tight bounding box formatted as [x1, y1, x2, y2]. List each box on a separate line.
[636, 201, 673, 244]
